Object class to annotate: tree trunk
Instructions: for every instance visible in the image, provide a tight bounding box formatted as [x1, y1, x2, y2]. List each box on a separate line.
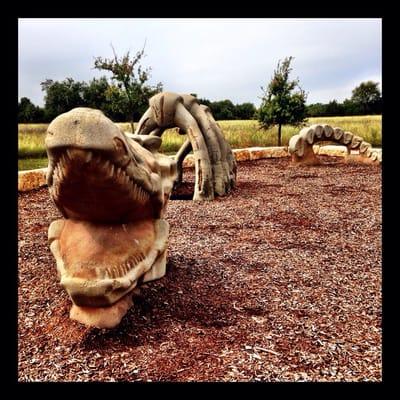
[278, 124, 282, 146]
[126, 92, 135, 133]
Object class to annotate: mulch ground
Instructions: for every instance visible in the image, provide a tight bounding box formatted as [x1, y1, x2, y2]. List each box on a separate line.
[18, 157, 382, 382]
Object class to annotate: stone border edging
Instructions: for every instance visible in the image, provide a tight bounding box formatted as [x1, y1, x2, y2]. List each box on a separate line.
[181, 146, 289, 168]
[18, 145, 381, 192]
[18, 167, 48, 192]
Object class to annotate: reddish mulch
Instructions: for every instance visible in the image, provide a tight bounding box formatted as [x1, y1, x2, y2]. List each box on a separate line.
[18, 157, 382, 382]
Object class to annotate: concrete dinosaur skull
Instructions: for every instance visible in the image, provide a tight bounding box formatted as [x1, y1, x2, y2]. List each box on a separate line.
[45, 108, 177, 328]
[135, 92, 237, 201]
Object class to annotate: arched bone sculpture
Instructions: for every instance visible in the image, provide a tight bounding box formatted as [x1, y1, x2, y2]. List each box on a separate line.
[45, 108, 178, 329]
[134, 92, 237, 201]
[288, 124, 382, 165]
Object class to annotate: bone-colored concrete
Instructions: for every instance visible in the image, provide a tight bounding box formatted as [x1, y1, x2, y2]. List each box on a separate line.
[44, 108, 177, 329]
[135, 92, 237, 201]
[288, 124, 382, 165]
[70, 292, 134, 329]
[314, 145, 348, 157]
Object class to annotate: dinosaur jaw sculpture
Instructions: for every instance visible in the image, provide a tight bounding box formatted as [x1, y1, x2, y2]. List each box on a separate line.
[48, 218, 169, 328]
[288, 124, 382, 166]
[45, 108, 177, 329]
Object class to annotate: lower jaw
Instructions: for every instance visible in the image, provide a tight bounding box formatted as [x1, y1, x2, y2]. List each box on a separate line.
[69, 242, 167, 329]
[69, 290, 136, 329]
[49, 218, 170, 328]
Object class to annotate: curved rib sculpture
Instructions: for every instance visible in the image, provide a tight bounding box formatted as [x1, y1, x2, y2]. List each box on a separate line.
[134, 92, 237, 201]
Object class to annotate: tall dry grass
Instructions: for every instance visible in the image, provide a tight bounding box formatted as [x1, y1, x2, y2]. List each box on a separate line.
[18, 115, 381, 165]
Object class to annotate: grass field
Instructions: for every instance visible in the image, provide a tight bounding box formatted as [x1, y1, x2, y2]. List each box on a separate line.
[18, 115, 382, 170]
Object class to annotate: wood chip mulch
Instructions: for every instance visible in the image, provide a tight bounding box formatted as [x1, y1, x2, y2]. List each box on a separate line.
[18, 157, 382, 382]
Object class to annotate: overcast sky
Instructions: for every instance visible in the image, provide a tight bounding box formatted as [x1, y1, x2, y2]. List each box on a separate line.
[18, 18, 382, 107]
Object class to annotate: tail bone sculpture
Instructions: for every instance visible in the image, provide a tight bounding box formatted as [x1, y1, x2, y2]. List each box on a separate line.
[135, 92, 237, 201]
[288, 124, 382, 165]
[45, 108, 177, 329]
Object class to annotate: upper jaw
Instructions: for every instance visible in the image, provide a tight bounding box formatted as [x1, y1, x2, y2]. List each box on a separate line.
[47, 145, 156, 191]
[47, 146, 164, 222]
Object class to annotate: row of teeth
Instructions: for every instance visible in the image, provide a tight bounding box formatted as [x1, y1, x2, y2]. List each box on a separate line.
[289, 125, 382, 163]
[97, 252, 146, 279]
[51, 150, 151, 203]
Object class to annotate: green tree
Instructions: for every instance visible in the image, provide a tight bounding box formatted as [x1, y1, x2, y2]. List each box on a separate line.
[83, 77, 133, 121]
[41, 78, 87, 121]
[258, 56, 307, 146]
[235, 102, 256, 120]
[351, 81, 382, 115]
[209, 99, 236, 120]
[18, 97, 45, 122]
[198, 97, 212, 108]
[325, 100, 345, 116]
[306, 103, 327, 117]
[196, 98, 256, 119]
[82, 77, 110, 110]
[94, 44, 163, 132]
[103, 85, 131, 122]
[342, 99, 362, 116]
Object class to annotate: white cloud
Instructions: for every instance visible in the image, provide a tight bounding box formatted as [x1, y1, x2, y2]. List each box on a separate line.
[18, 18, 381, 107]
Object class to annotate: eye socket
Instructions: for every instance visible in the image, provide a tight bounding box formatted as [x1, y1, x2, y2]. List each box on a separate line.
[114, 136, 146, 166]
[113, 137, 128, 155]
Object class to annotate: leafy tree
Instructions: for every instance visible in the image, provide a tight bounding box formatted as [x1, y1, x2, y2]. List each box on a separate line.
[18, 97, 45, 122]
[94, 45, 163, 132]
[197, 97, 212, 108]
[82, 77, 110, 110]
[305, 81, 382, 117]
[306, 102, 327, 117]
[180, 96, 256, 120]
[258, 56, 307, 146]
[325, 100, 345, 116]
[41, 78, 87, 121]
[134, 81, 163, 122]
[351, 81, 382, 115]
[82, 77, 128, 121]
[208, 100, 236, 120]
[235, 102, 256, 120]
[342, 99, 362, 116]
[103, 85, 131, 122]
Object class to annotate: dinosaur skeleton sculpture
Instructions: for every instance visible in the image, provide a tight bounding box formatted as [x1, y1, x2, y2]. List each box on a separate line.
[134, 92, 237, 201]
[288, 124, 382, 165]
[45, 108, 177, 328]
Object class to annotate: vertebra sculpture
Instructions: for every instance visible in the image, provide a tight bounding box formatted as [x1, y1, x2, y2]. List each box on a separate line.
[135, 92, 237, 201]
[288, 124, 382, 165]
[45, 108, 177, 329]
